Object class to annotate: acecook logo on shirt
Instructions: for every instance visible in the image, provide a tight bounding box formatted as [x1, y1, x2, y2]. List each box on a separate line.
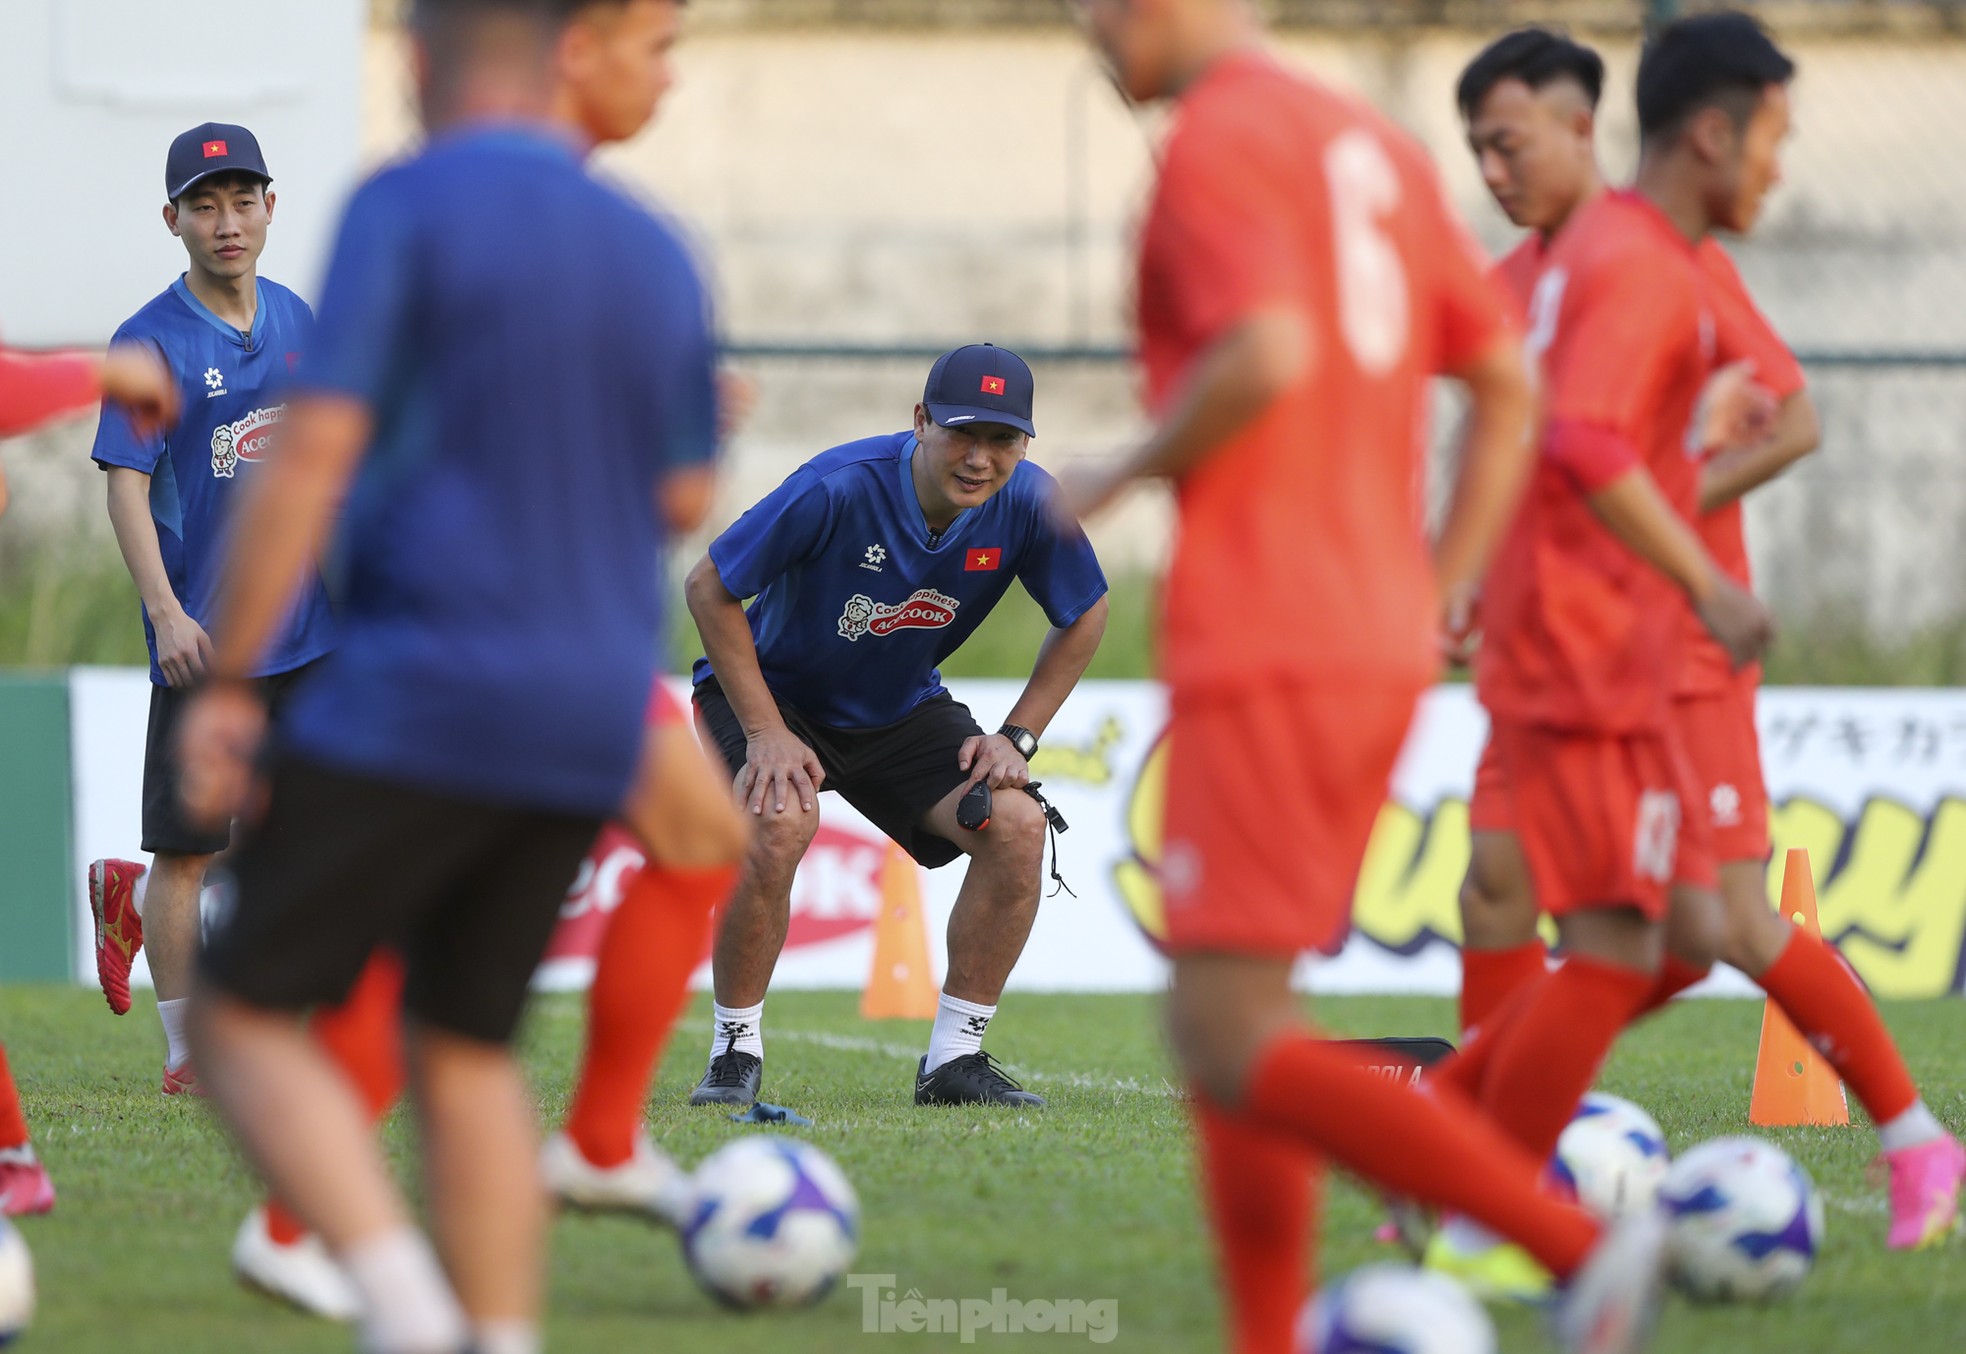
[837, 589, 960, 642]
[210, 404, 285, 478]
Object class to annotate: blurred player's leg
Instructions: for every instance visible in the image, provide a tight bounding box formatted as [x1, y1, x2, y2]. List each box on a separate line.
[1458, 739, 1547, 1037]
[555, 704, 744, 1213]
[0, 1044, 54, 1217]
[1192, 1097, 1314, 1353]
[241, 952, 408, 1319]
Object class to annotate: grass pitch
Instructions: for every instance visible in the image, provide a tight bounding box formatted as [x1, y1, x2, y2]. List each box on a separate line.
[3, 986, 1963, 1352]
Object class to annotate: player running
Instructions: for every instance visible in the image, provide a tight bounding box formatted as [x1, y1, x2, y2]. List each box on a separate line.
[1066, 3, 1665, 1351]
[685, 343, 1107, 1110]
[1450, 21, 1963, 1255]
[88, 122, 337, 1095]
[178, 0, 722, 1349]
[0, 334, 176, 1216]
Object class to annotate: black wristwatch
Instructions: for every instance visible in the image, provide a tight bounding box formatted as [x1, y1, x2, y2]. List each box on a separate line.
[998, 724, 1038, 759]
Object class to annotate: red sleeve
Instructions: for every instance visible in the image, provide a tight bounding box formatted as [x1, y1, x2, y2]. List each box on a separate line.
[1546, 419, 1642, 493]
[0, 346, 101, 438]
[1146, 106, 1308, 347]
[1700, 243, 1806, 400]
[1540, 241, 1698, 441]
[1418, 157, 1512, 374]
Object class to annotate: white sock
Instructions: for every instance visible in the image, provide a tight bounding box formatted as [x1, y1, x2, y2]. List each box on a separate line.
[924, 993, 995, 1073]
[473, 1321, 541, 1354]
[157, 997, 191, 1070]
[708, 1001, 764, 1066]
[131, 868, 149, 918]
[1878, 1100, 1947, 1153]
[341, 1227, 468, 1354]
[0, 1145, 36, 1166]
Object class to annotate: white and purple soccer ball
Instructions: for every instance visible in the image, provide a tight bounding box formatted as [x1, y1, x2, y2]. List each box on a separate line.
[1657, 1136, 1823, 1301]
[1550, 1092, 1672, 1221]
[1298, 1264, 1495, 1354]
[682, 1135, 860, 1308]
[0, 1216, 32, 1347]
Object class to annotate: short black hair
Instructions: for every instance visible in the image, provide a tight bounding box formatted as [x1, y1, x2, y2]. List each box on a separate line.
[1637, 10, 1795, 143]
[172, 170, 269, 208]
[1457, 27, 1604, 122]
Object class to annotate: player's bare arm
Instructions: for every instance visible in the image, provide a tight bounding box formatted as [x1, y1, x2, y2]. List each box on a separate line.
[1587, 466, 1772, 667]
[660, 463, 717, 533]
[959, 595, 1109, 791]
[684, 552, 824, 815]
[1434, 332, 1537, 651]
[1698, 387, 1820, 513]
[105, 468, 211, 688]
[1058, 305, 1311, 522]
[178, 394, 370, 828]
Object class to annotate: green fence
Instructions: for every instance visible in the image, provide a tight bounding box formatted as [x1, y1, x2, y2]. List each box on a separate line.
[0, 673, 75, 981]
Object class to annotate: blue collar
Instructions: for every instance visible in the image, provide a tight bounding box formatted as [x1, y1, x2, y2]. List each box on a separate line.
[898, 435, 967, 549]
[171, 275, 267, 350]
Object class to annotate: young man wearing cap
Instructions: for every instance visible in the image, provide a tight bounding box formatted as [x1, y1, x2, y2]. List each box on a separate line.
[88, 123, 337, 1095]
[685, 344, 1108, 1109]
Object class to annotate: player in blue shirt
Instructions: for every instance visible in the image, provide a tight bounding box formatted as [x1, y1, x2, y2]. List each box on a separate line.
[176, 2, 721, 1349]
[687, 343, 1109, 1109]
[87, 121, 337, 1098]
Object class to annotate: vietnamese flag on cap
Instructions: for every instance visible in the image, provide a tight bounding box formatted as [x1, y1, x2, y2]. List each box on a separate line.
[980, 375, 1007, 395]
[965, 548, 1002, 572]
[202, 140, 229, 158]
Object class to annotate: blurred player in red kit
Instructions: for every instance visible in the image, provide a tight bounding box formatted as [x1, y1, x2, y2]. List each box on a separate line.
[1065, 2, 1667, 1350]
[1446, 20, 1963, 1263]
[0, 337, 175, 1216]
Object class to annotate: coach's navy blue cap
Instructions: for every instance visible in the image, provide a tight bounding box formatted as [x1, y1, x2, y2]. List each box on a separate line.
[924, 343, 1036, 438]
[166, 122, 271, 201]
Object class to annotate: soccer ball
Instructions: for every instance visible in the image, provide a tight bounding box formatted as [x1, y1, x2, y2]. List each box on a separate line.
[1657, 1136, 1823, 1301]
[1550, 1092, 1671, 1220]
[682, 1135, 860, 1308]
[0, 1217, 33, 1346]
[1298, 1264, 1495, 1354]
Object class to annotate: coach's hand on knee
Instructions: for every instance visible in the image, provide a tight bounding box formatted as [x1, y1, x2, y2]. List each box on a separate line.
[959, 733, 1030, 791]
[739, 726, 823, 816]
[176, 680, 267, 831]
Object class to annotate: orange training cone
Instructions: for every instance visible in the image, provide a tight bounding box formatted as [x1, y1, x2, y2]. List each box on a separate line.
[861, 843, 939, 1020]
[1748, 849, 1851, 1127]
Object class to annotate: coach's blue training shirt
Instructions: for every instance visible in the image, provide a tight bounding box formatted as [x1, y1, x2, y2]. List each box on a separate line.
[91, 278, 337, 685]
[280, 125, 718, 815]
[694, 431, 1107, 728]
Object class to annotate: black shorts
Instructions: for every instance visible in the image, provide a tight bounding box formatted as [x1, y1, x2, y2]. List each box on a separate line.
[142, 659, 323, 857]
[693, 676, 981, 869]
[199, 757, 603, 1045]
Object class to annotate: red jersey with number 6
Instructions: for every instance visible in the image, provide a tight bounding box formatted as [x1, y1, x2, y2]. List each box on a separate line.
[1136, 51, 1511, 693]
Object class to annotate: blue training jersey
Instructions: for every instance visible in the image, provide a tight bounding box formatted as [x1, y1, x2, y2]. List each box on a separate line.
[695, 431, 1107, 728]
[91, 277, 337, 685]
[279, 124, 718, 816]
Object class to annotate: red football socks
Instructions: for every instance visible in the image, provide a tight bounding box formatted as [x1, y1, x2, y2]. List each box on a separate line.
[1192, 1097, 1315, 1354]
[267, 953, 407, 1246]
[1242, 1032, 1599, 1280]
[1634, 953, 1710, 1020]
[1475, 953, 1655, 1164]
[1759, 927, 1918, 1125]
[1458, 939, 1548, 1036]
[565, 862, 733, 1168]
[0, 1044, 29, 1151]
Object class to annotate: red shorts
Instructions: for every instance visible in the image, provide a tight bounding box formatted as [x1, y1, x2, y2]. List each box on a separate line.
[1160, 676, 1426, 957]
[1671, 682, 1770, 864]
[645, 679, 685, 727]
[1468, 733, 1511, 834]
[1489, 720, 1714, 922]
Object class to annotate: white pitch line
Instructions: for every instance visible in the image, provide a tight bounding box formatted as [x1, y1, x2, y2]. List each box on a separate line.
[674, 1021, 1175, 1099]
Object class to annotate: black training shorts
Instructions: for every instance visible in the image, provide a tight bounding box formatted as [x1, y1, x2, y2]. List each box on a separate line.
[693, 675, 982, 869]
[199, 757, 603, 1045]
[141, 658, 323, 857]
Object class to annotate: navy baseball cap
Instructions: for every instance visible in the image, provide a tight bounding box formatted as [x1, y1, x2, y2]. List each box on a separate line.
[924, 343, 1036, 438]
[166, 122, 271, 201]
